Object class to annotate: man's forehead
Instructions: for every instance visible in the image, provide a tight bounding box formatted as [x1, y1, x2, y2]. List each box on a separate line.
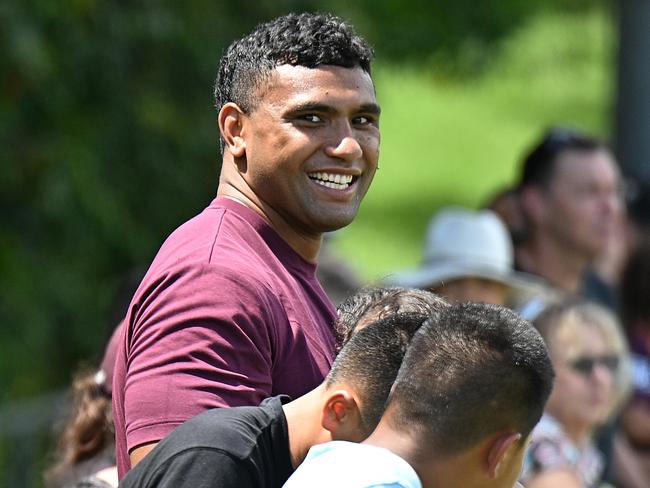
[553, 149, 620, 179]
[263, 64, 377, 102]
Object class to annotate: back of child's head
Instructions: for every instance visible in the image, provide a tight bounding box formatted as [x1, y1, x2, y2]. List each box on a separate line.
[328, 288, 448, 433]
[386, 302, 554, 457]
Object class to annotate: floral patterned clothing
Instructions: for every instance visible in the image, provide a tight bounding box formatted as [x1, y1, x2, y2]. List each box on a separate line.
[520, 414, 604, 488]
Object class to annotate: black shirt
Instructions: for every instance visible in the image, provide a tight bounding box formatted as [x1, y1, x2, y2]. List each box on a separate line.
[120, 396, 293, 488]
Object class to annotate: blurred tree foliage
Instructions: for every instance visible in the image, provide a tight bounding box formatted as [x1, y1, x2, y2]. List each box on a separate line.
[0, 0, 598, 401]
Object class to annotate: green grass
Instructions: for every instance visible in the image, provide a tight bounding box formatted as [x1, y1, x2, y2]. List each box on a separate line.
[334, 7, 616, 280]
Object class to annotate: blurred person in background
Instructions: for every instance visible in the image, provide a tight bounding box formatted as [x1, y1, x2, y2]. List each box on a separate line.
[520, 301, 631, 488]
[515, 127, 624, 310]
[387, 206, 541, 307]
[44, 324, 122, 488]
[502, 134, 635, 483]
[611, 239, 650, 488]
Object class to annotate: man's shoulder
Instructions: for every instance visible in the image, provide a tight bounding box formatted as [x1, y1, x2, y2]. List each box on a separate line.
[135, 208, 281, 303]
[147, 200, 285, 284]
[156, 201, 262, 261]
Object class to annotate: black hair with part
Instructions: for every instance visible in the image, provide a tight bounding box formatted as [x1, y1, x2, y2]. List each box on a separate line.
[387, 302, 554, 456]
[214, 12, 373, 125]
[334, 286, 448, 349]
[326, 311, 439, 436]
[519, 127, 606, 189]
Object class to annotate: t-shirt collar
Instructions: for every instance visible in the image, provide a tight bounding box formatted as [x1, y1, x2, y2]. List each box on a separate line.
[211, 196, 318, 275]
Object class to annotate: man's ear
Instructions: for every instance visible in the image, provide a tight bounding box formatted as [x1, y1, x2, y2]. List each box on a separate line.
[321, 390, 363, 441]
[519, 185, 546, 226]
[218, 102, 246, 158]
[486, 431, 522, 479]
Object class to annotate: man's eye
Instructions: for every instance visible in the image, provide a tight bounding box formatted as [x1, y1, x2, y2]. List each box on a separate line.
[353, 115, 373, 125]
[302, 114, 322, 123]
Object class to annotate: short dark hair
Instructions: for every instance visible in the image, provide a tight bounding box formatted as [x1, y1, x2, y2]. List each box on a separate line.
[387, 302, 554, 456]
[519, 127, 606, 189]
[334, 286, 448, 348]
[214, 12, 373, 119]
[326, 312, 439, 435]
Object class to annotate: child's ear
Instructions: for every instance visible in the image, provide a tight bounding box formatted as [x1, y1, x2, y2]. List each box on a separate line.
[218, 102, 246, 158]
[486, 431, 521, 479]
[321, 390, 364, 441]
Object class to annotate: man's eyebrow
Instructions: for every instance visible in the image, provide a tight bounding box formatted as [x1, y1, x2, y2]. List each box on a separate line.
[285, 103, 336, 115]
[358, 103, 381, 116]
[285, 102, 381, 116]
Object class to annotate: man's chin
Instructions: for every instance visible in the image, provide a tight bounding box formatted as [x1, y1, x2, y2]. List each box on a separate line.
[310, 213, 358, 234]
[302, 203, 360, 232]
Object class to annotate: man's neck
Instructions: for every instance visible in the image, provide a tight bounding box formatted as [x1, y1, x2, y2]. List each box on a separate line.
[516, 236, 589, 294]
[217, 184, 322, 263]
[282, 384, 331, 469]
[363, 420, 431, 485]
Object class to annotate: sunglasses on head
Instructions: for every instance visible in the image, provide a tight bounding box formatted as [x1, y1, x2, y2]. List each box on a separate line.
[568, 355, 619, 376]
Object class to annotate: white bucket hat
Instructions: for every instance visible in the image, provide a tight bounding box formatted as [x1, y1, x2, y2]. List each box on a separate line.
[387, 207, 527, 290]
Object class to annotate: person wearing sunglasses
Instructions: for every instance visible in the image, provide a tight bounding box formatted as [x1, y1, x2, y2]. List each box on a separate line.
[519, 300, 631, 488]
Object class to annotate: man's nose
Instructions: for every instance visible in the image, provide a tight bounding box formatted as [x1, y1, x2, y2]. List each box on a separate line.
[598, 186, 623, 217]
[324, 124, 363, 162]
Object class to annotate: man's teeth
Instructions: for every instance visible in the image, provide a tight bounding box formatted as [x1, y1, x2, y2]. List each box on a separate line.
[309, 172, 354, 190]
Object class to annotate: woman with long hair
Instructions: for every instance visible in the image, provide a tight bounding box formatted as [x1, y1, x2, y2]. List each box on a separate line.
[44, 325, 121, 488]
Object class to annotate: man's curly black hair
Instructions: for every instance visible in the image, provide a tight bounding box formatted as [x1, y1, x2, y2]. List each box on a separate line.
[214, 12, 374, 123]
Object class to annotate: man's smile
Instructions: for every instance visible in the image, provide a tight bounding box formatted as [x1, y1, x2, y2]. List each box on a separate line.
[308, 171, 357, 190]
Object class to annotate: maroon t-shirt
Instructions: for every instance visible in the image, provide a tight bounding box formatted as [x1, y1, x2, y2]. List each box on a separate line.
[113, 197, 337, 478]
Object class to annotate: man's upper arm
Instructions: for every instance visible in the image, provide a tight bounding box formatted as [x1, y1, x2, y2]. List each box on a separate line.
[123, 263, 281, 451]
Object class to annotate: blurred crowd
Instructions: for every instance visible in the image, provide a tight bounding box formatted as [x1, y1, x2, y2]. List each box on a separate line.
[41, 12, 650, 488]
[384, 126, 650, 488]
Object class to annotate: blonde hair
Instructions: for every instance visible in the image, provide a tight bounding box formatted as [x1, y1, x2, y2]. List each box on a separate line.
[534, 300, 632, 415]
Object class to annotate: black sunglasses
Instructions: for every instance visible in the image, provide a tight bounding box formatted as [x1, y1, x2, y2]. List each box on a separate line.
[568, 355, 619, 376]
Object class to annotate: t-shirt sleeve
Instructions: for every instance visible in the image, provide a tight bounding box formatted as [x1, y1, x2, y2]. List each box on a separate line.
[129, 450, 256, 488]
[123, 262, 283, 451]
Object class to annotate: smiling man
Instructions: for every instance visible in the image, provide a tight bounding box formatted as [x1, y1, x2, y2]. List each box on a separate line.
[112, 13, 380, 479]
